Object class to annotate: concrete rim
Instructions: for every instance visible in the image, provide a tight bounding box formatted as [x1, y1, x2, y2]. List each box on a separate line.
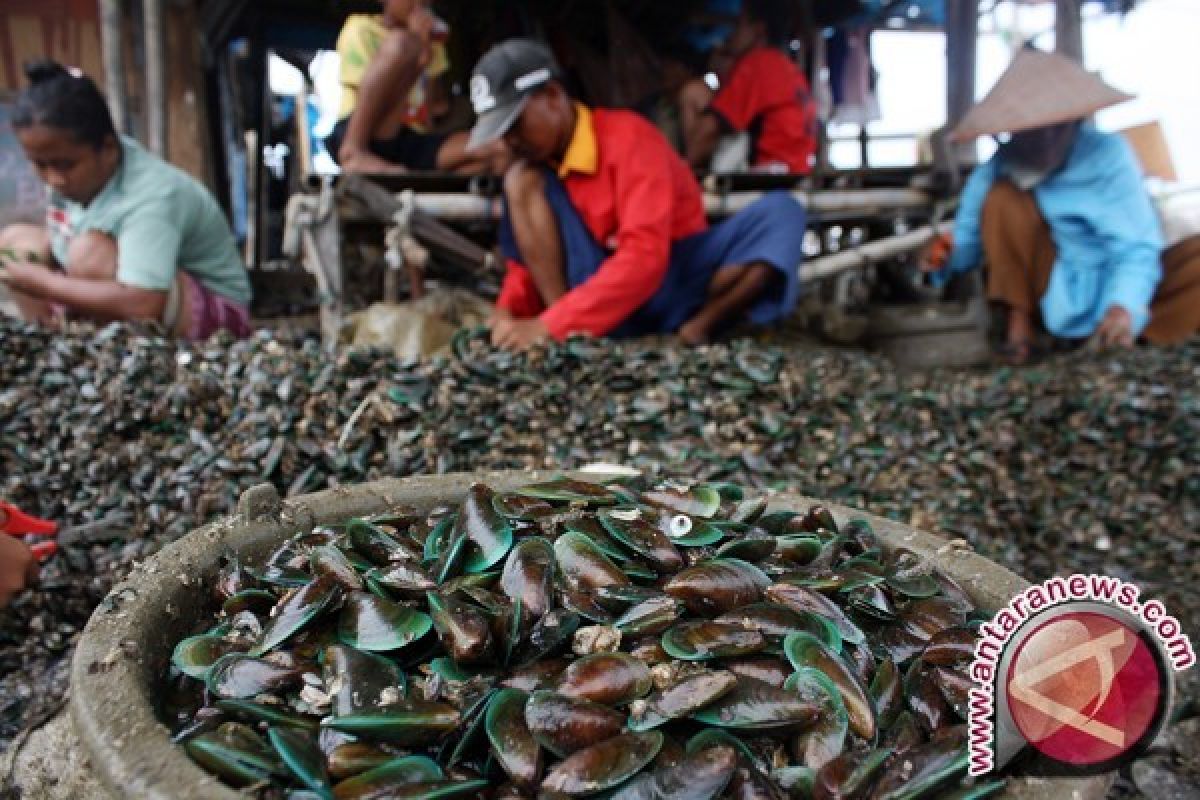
[69, 471, 1111, 800]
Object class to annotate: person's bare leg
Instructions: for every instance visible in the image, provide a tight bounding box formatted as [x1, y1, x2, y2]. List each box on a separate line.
[63, 230, 131, 323]
[503, 161, 567, 306]
[0, 224, 56, 323]
[339, 29, 425, 173]
[435, 131, 512, 175]
[678, 79, 714, 146]
[678, 262, 772, 345]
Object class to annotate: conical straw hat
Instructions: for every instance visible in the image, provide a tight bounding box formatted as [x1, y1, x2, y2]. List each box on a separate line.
[951, 47, 1133, 141]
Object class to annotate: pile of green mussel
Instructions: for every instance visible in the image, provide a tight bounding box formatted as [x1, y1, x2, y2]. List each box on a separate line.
[164, 477, 1000, 799]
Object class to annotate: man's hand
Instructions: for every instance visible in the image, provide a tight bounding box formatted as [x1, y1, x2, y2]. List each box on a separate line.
[1095, 305, 1134, 348]
[0, 535, 38, 607]
[490, 314, 550, 351]
[918, 232, 954, 273]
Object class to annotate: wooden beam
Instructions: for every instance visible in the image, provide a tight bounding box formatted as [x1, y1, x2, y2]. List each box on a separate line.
[945, 0, 978, 128]
[142, 0, 166, 155]
[1055, 0, 1084, 62]
[99, 0, 127, 133]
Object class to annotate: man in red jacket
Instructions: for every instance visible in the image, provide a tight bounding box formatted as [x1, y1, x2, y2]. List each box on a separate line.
[466, 39, 807, 349]
[684, 0, 818, 174]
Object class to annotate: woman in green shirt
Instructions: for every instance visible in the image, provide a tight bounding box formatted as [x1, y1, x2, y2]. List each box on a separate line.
[0, 61, 252, 339]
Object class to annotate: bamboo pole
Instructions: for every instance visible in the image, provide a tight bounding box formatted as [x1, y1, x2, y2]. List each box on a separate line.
[142, 0, 167, 155]
[99, 0, 128, 134]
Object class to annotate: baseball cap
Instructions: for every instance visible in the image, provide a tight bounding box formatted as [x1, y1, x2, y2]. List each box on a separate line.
[466, 39, 560, 151]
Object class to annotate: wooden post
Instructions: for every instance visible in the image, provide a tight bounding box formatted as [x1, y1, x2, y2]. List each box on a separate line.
[99, 0, 128, 134]
[1055, 0, 1084, 62]
[945, 0, 978, 129]
[142, 0, 166, 155]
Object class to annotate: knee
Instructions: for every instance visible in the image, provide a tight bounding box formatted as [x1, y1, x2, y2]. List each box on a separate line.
[503, 160, 545, 205]
[377, 29, 424, 72]
[678, 79, 713, 112]
[0, 223, 45, 250]
[66, 231, 118, 280]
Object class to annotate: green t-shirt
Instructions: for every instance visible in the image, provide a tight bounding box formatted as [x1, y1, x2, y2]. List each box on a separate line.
[48, 136, 251, 307]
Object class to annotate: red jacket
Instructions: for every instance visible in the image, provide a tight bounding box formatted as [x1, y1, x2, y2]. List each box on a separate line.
[496, 106, 708, 339]
[709, 46, 817, 174]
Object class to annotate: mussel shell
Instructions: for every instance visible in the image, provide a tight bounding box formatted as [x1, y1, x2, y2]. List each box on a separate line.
[172, 634, 242, 680]
[556, 652, 652, 706]
[184, 722, 282, 787]
[500, 537, 556, 621]
[216, 699, 320, 731]
[268, 726, 330, 794]
[600, 512, 684, 573]
[904, 660, 955, 733]
[338, 591, 433, 652]
[323, 644, 406, 716]
[517, 478, 617, 505]
[765, 584, 865, 646]
[630, 670, 738, 731]
[485, 688, 542, 788]
[206, 654, 302, 699]
[869, 728, 968, 799]
[254, 575, 342, 656]
[869, 657, 903, 732]
[327, 742, 394, 781]
[921, 626, 978, 666]
[715, 603, 841, 650]
[608, 744, 738, 800]
[554, 532, 630, 593]
[347, 519, 410, 565]
[311, 544, 365, 591]
[329, 754, 444, 799]
[660, 621, 766, 661]
[323, 702, 461, 745]
[723, 657, 791, 688]
[642, 486, 721, 519]
[784, 667, 847, 770]
[426, 591, 494, 664]
[783, 633, 875, 740]
[614, 596, 686, 637]
[364, 563, 436, 599]
[812, 748, 890, 800]
[459, 483, 515, 573]
[540, 731, 664, 796]
[664, 559, 771, 617]
[524, 690, 626, 757]
[691, 676, 820, 731]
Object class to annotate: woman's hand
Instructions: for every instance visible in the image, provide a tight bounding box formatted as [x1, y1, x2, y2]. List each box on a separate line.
[0, 535, 39, 607]
[1095, 305, 1134, 348]
[0, 259, 48, 296]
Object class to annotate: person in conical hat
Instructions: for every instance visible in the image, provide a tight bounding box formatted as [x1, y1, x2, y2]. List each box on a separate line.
[922, 46, 1200, 362]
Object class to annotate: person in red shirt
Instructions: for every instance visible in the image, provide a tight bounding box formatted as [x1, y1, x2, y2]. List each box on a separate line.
[465, 39, 806, 349]
[684, 0, 818, 174]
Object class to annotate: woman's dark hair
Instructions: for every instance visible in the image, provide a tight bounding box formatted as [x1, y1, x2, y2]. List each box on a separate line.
[12, 60, 118, 149]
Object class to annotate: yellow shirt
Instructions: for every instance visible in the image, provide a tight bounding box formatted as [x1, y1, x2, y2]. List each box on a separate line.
[335, 14, 449, 133]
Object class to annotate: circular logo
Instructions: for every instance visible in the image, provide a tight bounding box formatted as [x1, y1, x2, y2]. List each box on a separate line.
[1004, 610, 1168, 767]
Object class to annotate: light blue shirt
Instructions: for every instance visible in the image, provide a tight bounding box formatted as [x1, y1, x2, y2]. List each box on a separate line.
[48, 136, 251, 307]
[940, 126, 1163, 338]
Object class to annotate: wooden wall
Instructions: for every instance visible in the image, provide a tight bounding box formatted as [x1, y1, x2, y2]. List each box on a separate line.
[0, 0, 211, 188]
[0, 1, 103, 94]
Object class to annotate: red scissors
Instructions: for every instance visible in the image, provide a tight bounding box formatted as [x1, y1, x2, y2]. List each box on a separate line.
[0, 502, 59, 561]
